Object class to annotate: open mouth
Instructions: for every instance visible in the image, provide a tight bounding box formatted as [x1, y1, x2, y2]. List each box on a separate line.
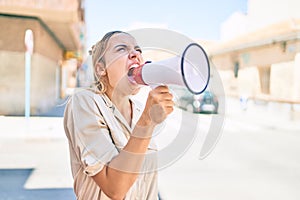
[128, 63, 139, 70]
[128, 63, 140, 77]
[127, 64, 140, 84]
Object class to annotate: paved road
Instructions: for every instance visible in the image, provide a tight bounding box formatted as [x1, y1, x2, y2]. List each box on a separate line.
[0, 97, 299, 200]
[158, 98, 300, 200]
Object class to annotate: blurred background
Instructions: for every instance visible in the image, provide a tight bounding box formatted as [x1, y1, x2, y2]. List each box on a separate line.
[0, 0, 299, 199]
[1, 0, 300, 116]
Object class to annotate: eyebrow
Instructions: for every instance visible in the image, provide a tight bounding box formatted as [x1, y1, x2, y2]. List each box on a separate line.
[113, 44, 141, 50]
[114, 44, 127, 49]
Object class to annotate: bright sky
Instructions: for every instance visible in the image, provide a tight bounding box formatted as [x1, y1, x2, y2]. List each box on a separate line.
[85, 0, 247, 50]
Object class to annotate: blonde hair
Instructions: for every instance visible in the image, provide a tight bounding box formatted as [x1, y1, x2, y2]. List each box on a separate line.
[89, 31, 129, 92]
[89, 31, 130, 68]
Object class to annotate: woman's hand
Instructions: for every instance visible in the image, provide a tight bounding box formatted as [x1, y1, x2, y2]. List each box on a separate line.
[139, 85, 174, 126]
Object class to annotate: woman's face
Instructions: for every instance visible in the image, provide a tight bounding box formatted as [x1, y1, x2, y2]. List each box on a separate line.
[101, 33, 144, 96]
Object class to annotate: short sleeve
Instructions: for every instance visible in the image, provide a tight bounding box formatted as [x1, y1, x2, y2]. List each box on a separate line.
[64, 90, 119, 176]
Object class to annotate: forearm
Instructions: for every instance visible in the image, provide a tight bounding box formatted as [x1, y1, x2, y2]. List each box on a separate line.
[92, 121, 156, 199]
[92, 85, 173, 199]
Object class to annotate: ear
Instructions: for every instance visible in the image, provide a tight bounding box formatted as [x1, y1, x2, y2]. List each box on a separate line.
[95, 62, 106, 77]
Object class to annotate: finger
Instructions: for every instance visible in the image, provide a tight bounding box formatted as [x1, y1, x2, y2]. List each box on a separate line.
[163, 100, 175, 107]
[163, 93, 173, 100]
[164, 106, 174, 114]
[155, 92, 173, 101]
[153, 85, 170, 93]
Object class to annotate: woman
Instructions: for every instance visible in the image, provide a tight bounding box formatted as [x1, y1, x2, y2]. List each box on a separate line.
[64, 31, 174, 200]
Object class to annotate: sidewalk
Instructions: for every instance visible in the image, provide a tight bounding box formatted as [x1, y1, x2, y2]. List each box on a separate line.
[225, 97, 300, 132]
[0, 116, 75, 200]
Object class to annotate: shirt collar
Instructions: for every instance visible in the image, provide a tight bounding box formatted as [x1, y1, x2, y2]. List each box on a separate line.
[100, 93, 142, 133]
[100, 92, 157, 150]
[100, 93, 115, 110]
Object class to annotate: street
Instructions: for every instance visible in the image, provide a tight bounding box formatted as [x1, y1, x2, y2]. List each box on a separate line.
[0, 97, 299, 200]
[158, 98, 300, 200]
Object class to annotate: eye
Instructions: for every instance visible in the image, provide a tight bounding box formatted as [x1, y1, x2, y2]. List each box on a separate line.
[135, 48, 142, 53]
[117, 47, 126, 52]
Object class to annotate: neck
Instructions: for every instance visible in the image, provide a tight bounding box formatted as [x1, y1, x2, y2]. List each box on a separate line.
[105, 89, 132, 126]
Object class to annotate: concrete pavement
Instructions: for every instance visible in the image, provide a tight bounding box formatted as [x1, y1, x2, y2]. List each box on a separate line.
[158, 98, 300, 200]
[0, 97, 299, 200]
[0, 116, 75, 199]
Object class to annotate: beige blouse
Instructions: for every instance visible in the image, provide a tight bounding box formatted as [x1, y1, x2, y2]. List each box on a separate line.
[64, 89, 158, 200]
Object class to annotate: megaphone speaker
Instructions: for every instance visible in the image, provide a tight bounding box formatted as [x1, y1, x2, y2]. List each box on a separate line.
[128, 43, 210, 94]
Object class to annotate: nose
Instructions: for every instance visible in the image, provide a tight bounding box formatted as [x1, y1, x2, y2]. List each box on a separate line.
[128, 49, 140, 60]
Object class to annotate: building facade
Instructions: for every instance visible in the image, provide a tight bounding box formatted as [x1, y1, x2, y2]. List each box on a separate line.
[0, 0, 85, 115]
[210, 0, 300, 104]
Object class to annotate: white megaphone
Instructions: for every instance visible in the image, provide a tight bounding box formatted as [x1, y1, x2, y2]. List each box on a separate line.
[128, 43, 210, 94]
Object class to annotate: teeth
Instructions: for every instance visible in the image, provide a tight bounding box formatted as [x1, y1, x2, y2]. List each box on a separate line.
[130, 64, 139, 68]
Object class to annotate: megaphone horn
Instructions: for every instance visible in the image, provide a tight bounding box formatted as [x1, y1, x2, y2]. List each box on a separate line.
[128, 43, 210, 94]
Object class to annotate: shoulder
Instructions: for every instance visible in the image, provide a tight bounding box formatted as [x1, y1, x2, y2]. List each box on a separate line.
[68, 88, 100, 103]
[64, 88, 104, 113]
[73, 88, 98, 99]
[64, 89, 108, 125]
